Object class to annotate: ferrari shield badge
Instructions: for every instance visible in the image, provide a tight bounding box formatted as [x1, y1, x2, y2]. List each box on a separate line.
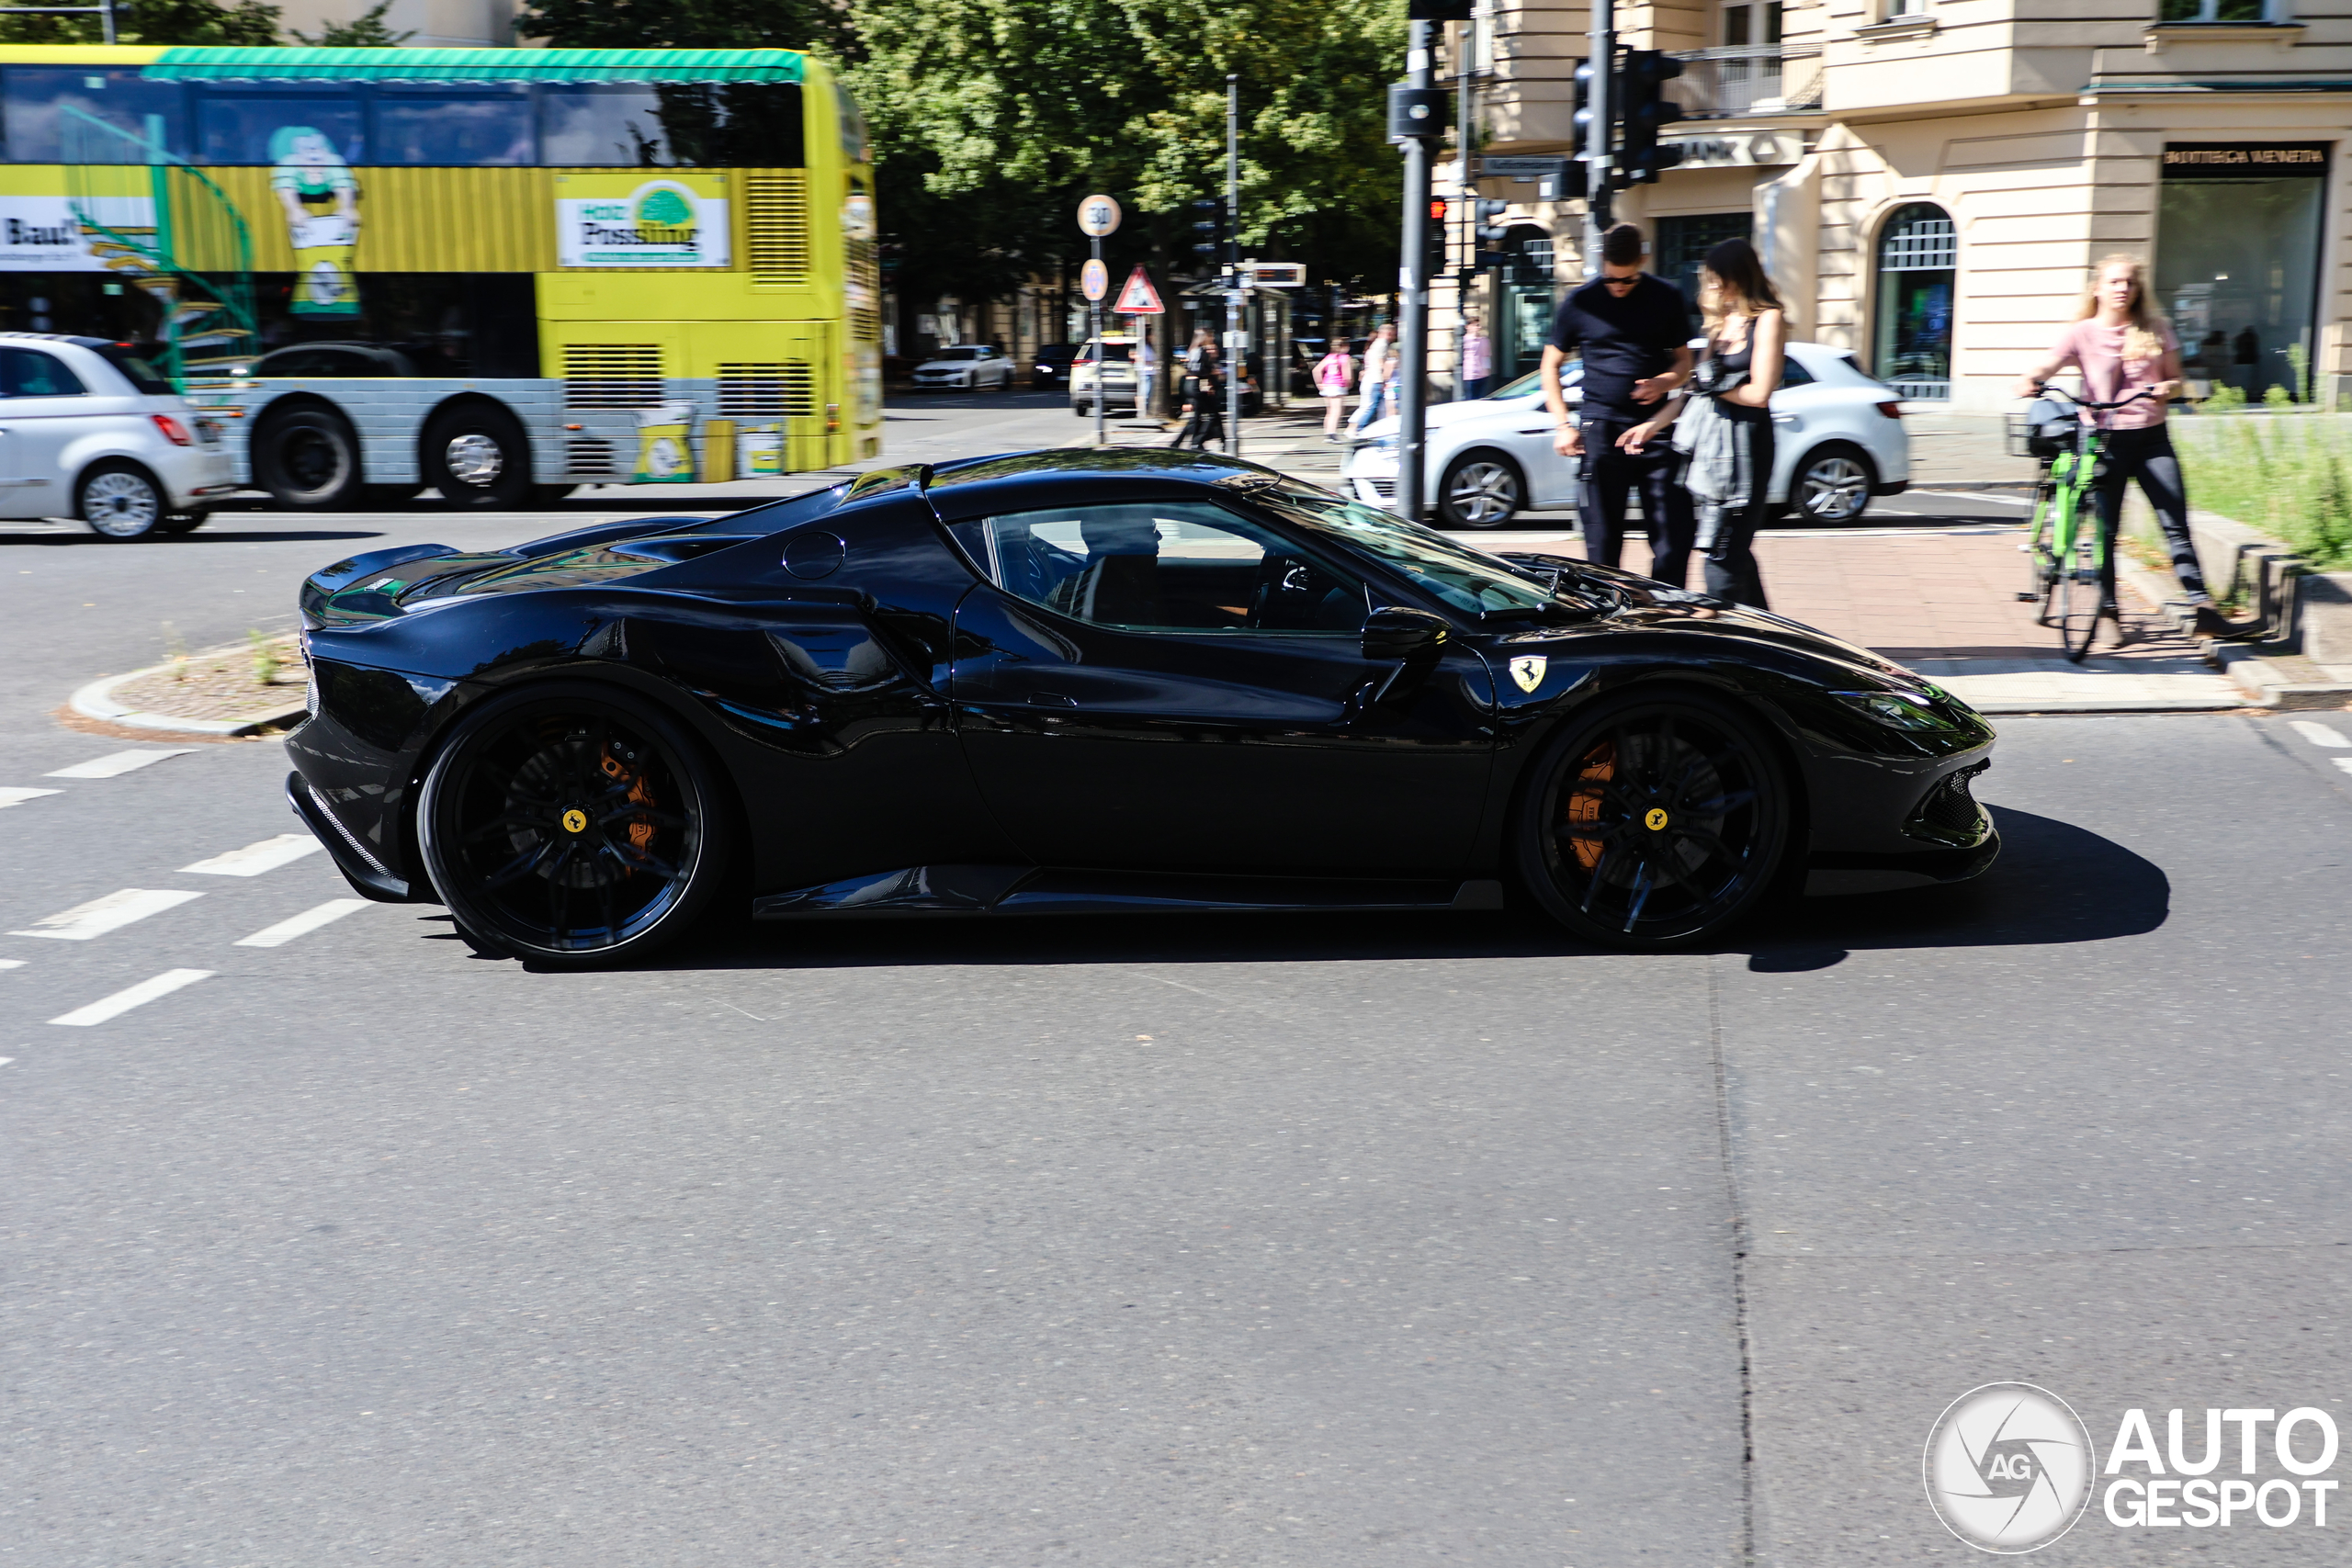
[1509, 655, 1547, 694]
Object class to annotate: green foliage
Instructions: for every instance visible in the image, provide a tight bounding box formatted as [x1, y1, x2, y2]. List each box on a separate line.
[518, 0, 850, 56]
[2170, 412, 2352, 570]
[246, 627, 280, 686]
[2203, 382, 2245, 412]
[292, 0, 413, 45]
[0, 0, 281, 44]
[2264, 382, 2294, 409]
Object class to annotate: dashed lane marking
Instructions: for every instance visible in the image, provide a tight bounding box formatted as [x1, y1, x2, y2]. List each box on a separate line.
[0, 787, 62, 809]
[44, 749, 198, 779]
[50, 968, 213, 1027]
[2336, 758, 2352, 778]
[2290, 720, 2350, 748]
[0, 958, 22, 969]
[10, 888, 203, 941]
[235, 898, 370, 948]
[182, 834, 325, 877]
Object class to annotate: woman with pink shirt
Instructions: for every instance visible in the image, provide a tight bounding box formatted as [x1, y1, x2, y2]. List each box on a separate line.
[1313, 341, 1354, 439]
[2012, 254, 2236, 641]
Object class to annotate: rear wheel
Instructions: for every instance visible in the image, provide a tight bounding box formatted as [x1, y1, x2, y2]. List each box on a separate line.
[1792, 443, 1875, 524]
[254, 406, 364, 509]
[77, 460, 167, 540]
[423, 403, 534, 509]
[1516, 693, 1791, 948]
[2020, 478, 2058, 614]
[417, 684, 729, 967]
[1437, 451, 1523, 529]
[1073, 400, 1091, 418]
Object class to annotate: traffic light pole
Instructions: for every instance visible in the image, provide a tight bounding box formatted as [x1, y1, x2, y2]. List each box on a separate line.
[1396, 19, 1433, 523]
[1584, 0, 1612, 281]
[1225, 73, 1243, 461]
[1455, 14, 1476, 402]
[1091, 232, 1106, 450]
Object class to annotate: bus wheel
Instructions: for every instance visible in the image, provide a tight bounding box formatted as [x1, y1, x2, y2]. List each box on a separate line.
[254, 406, 364, 509]
[424, 404, 534, 509]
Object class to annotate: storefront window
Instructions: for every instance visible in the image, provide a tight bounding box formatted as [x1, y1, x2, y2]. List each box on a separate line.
[1657, 212, 1751, 330]
[1497, 226, 1556, 380]
[2157, 142, 2326, 400]
[2159, 0, 2267, 21]
[1873, 201, 1954, 400]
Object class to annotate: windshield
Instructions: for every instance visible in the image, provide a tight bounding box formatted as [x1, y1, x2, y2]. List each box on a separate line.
[1257, 480, 1556, 617]
[97, 344, 174, 395]
[935, 347, 978, 361]
[1485, 369, 1546, 400]
[1084, 342, 1135, 363]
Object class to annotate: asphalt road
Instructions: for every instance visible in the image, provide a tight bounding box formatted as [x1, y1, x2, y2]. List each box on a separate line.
[5, 411, 2352, 1565]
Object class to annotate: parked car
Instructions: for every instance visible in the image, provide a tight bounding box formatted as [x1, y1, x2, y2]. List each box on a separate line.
[1070, 334, 1140, 416]
[1031, 344, 1078, 390]
[0, 333, 238, 539]
[1343, 341, 1910, 529]
[910, 344, 1017, 392]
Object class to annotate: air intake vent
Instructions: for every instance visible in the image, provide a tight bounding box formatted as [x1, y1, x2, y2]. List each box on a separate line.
[744, 172, 809, 285]
[566, 438, 617, 475]
[717, 362, 815, 419]
[851, 307, 880, 344]
[562, 344, 662, 409]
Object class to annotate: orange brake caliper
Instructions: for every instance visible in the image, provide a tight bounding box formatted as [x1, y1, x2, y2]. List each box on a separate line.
[1565, 741, 1616, 872]
[599, 748, 660, 852]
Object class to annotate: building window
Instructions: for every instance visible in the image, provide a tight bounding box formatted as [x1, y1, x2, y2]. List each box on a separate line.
[1874, 202, 1955, 400]
[1723, 1, 1783, 46]
[1656, 213, 1754, 329]
[2158, 0, 2268, 19]
[2157, 143, 2328, 401]
[1885, 0, 1928, 17]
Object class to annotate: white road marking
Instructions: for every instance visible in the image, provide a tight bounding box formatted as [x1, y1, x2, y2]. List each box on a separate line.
[182, 833, 324, 877]
[44, 749, 198, 779]
[0, 786, 62, 808]
[50, 968, 213, 1027]
[2335, 758, 2352, 777]
[10, 887, 203, 941]
[2290, 719, 2350, 748]
[0, 958, 22, 969]
[234, 898, 370, 948]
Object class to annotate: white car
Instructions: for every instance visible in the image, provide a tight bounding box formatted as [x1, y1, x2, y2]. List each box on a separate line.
[910, 344, 1017, 391]
[0, 333, 238, 539]
[1069, 334, 1142, 417]
[1344, 341, 1910, 529]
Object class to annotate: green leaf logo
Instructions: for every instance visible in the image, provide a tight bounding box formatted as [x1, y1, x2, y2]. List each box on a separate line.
[637, 188, 694, 227]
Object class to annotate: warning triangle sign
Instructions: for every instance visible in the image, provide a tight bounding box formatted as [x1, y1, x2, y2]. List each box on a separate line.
[1112, 265, 1164, 315]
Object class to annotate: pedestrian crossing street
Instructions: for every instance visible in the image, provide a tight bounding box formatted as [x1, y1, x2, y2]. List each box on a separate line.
[1, 746, 375, 1032]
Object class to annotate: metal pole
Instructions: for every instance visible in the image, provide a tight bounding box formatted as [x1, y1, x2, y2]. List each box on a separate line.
[1454, 11, 1476, 401]
[1585, 0, 1613, 281]
[1396, 20, 1433, 522]
[1225, 73, 1242, 460]
[1091, 233, 1105, 449]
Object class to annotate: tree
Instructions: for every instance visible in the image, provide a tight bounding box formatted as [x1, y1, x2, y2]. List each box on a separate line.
[519, 0, 851, 57]
[291, 0, 413, 45]
[0, 0, 282, 44]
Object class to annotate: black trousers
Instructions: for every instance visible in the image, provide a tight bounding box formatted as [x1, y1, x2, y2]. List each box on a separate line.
[1696, 415, 1776, 609]
[1578, 418, 1695, 587]
[2090, 424, 2205, 604]
[1170, 408, 1227, 450]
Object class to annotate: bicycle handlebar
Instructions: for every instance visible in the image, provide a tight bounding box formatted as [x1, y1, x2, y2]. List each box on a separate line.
[2026, 381, 2164, 412]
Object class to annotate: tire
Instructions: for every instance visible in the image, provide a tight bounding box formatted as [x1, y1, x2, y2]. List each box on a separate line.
[1437, 450, 1524, 529]
[416, 683, 731, 967]
[2053, 506, 2103, 663]
[77, 460, 168, 540]
[2021, 479, 2058, 617]
[1515, 691, 1792, 949]
[422, 402, 534, 509]
[1791, 443, 1876, 525]
[1073, 400, 1091, 418]
[156, 510, 208, 536]
[253, 405, 364, 509]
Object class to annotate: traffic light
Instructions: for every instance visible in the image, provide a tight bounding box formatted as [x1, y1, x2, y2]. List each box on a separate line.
[1473, 197, 1510, 269]
[1615, 50, 1686, 186]
[1571, 59, 1606, 155]
[1190, 197, 1227, 275]
[1428, 197, 1450, 272]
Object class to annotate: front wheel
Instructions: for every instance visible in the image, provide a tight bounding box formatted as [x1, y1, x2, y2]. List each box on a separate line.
[423, 403, 535, 509]
[2053, 503, 2103, 662]
[1515, 693, 1792, 948]
[1437, 451, 1524, 529]
[1792, 444, 1875, 524]
[416, 684, 731, 967]
[77, 460, 167, 540]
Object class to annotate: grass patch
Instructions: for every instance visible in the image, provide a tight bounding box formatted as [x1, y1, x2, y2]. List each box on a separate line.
[2169, 413, 2352, 570]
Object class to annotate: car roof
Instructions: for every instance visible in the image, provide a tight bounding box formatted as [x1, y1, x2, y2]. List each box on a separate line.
[918, 446, 1277, 520]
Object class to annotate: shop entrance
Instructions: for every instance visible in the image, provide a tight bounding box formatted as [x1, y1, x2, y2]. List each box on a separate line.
[1873, 202, 1954, 400]
[1495, 224, 1557, 383]
[2157, 142, 2328, 402]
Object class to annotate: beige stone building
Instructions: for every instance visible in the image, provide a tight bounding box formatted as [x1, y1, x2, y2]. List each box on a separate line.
[1449, 0, 2352, 411]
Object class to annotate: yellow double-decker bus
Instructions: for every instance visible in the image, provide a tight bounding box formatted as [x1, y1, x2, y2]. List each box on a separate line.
[0, 44, 879, 508]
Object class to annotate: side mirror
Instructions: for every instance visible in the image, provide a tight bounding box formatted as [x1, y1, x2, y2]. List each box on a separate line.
[1362, 605, 1451, 662]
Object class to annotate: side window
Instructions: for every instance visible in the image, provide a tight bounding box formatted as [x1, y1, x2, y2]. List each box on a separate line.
[1776, 356, 1814, 388]
[959, 501, 1369, 635]
[0, 349, 86, 397]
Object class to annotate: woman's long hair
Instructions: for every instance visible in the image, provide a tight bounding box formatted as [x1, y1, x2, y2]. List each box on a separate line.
[2075, 253, 2168, 365]
[1699, 237, 1782, 331]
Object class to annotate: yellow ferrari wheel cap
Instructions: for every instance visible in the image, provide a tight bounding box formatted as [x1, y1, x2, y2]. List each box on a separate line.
[560, 807, 589, 834]
[1644, 807, 1668, 831]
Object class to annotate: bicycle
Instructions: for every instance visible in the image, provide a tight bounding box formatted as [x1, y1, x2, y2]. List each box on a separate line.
[2008, 383, 2160, 663]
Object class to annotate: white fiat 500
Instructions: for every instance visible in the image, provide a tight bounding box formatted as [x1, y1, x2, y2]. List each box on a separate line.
[0, 333, 237, 539]
[1344, 341, 1911, 530]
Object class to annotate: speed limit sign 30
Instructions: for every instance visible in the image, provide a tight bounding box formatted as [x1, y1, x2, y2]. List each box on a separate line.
[1077, 194, 1122, 238]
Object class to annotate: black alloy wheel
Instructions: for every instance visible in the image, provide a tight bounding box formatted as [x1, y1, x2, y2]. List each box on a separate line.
[422, 403, 535, 509]
[76, 459, 167, 540]
[417, 685, 730, 965]
[254, 406, 364, 509]
[1792, 443, 1875, 524]
[1437, 450, 1525, 529]
[1517, 694, 1792, 948]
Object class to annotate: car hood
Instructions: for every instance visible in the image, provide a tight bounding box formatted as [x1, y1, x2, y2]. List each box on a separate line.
[1357, 393, 1557, 443]
[913, 360, 976, 372]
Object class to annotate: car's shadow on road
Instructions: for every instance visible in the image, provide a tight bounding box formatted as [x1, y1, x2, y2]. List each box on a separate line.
[521, 807, 2162, 976]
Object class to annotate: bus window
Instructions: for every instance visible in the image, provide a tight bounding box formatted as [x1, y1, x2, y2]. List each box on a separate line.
[374, 85, 532, 167]
[4, 69, 187, 163]
[650, 83, 804, 168]
[198, 89, 363, 166]
[833, 79, 866, 163]
[538, 85, 673, 166]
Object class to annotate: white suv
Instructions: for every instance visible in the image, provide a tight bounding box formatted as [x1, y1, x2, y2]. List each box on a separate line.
[0, 333, 238, 540]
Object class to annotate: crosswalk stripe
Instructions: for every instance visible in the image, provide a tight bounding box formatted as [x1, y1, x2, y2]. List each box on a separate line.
[9, 887, 204, 941]
[50, 968, 214, 1027]
[181, 833, 324, 877]
[0, 958, 23, 969]
[44, 749, 198, 779]
[234, 898, 371, 948]
[0, 787, 62, 809]
[2289, 719, 2349, 748]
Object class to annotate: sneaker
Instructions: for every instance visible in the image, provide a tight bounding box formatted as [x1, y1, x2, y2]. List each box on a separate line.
[2191, 604, 2258, 641]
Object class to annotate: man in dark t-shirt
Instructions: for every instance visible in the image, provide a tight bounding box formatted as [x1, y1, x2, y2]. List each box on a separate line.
[1540, 223, 1696, 585]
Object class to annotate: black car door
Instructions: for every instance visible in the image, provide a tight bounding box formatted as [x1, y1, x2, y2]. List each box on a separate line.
[945, 496, 1495, 875]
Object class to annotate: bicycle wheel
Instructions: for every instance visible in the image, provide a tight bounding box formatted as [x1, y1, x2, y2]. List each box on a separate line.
[2052, 495, 2103, 662]
[2021, 477, 2059, 619]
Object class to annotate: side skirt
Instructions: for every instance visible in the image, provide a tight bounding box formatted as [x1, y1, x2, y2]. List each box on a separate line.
[752, 864, 1508, 919]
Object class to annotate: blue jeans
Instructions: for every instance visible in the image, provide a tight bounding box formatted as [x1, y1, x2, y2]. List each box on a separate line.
[1462, 377, 1489, 400]
[1351, 380, 1393, 429]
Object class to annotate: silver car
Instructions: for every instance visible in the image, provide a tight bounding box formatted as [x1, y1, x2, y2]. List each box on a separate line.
[0, 333, 238, 539]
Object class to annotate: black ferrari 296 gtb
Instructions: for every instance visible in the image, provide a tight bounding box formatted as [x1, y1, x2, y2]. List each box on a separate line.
[285, 449, 1998, 966]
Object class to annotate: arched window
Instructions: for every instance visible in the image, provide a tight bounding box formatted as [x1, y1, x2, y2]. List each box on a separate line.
[1874, 202, 1955, 400]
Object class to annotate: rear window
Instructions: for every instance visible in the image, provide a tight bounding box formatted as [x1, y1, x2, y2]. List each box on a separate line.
[1087, 343, 1135, 363]
[96, 345, 172, 394]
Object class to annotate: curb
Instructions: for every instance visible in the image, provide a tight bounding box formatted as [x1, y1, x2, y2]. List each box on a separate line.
[69, 661, 307, 739]
[2114, 554, 2352, 711]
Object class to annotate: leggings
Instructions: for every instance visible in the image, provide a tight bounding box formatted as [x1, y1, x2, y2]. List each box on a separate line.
[2091, 424, 2206, 604]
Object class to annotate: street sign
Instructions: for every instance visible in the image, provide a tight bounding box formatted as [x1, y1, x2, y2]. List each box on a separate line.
[1243, 261, 1306, 288]
[1080, 258, 1109, 301]
[1112, 265, 1163, 315]
[1479, 154, 1572, 182]
[1076, 194, 1122, 238]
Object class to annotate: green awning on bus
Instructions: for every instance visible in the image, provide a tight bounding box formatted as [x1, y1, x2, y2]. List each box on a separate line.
[142, 47, 808, 85]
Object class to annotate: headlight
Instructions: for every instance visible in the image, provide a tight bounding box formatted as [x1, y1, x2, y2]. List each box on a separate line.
[1831, 689, 1956, 731]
